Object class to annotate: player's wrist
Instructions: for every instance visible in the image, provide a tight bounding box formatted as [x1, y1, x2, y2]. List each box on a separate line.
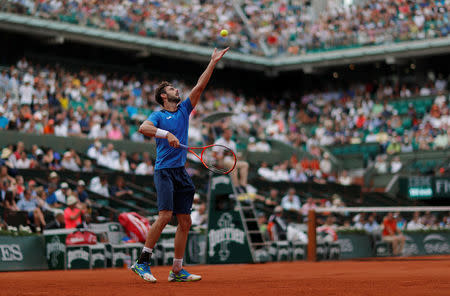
[155, 128, 169, 139]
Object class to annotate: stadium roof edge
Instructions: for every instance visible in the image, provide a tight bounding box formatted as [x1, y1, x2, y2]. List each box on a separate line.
[1, 12, 450, 73]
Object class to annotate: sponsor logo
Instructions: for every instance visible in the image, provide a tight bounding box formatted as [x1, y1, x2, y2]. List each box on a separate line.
[46, 236, 66, 268]
[208, 213, 245, 261]
[403, 235, 419, 256]
[423, 234, 450, 254]
[67, 249, 89, 268]
[338, 238, 354, 253]
[423, 234, 446, 243]
[0, 244, 23, 262]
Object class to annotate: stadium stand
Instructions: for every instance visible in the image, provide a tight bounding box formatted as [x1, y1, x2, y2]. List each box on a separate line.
[3, 1, 450, 57]
[0, 0, 450, 276]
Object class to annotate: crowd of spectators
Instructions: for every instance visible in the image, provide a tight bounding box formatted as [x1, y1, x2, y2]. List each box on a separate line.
[243, 0, 450, 56]
[3, 0, 261, 55]
[1, 58, 449, 149]
[258, 198, 450, 256]
[0, 57, 448, 183]
[0, 139, 155, 181]
[0, 164, 91, 232]
[4, 0, 450, 57]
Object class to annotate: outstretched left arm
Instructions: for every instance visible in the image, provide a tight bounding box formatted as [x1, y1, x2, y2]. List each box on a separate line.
[189, 47, 229, 108]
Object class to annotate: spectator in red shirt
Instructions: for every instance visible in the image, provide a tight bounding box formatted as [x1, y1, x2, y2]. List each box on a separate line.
[382, 212, 405, 256]
[355, 111, 366, 129]
[64, 195, 84, 229]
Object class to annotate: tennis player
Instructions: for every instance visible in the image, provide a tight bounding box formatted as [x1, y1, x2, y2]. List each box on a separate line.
[131, 47, 229, 283]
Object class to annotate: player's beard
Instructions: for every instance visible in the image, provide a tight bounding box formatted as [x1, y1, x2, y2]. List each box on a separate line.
[167, 94, 181, 104]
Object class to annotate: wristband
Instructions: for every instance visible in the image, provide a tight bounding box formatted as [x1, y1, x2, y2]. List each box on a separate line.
[155, 128, 169, 138]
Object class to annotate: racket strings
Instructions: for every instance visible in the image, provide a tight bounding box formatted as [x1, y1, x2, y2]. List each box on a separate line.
[201, 145, 235, 174]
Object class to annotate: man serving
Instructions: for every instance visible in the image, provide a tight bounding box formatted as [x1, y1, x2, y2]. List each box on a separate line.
[131, 47, 229, 283]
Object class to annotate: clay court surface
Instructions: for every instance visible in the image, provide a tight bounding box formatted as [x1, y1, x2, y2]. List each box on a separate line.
[2, 256, 450, 296]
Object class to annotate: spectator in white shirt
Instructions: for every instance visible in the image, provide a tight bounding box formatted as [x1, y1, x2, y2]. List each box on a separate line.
[390, 156, 402, 174]
[248, 137, 271, 152]
[191, 202, 207, 228]
[255, 139, 271, 152]
[214, 129, 249, 192]
[68, 119, 82, 137]
[87, 140, 102, 160]
[273, 163, 289, 182]
[106, 143, 119, 160]
[338, 170, 353, 186]
[88, 119, 107, 139]
[19, 81, 34, 105]
[365, 131, 378, 143]
[22, 68, 34, 85]
[281, 188, 301, 211]
[15, 151, 32, 169]
[112, 151, 130, 173]
[374, 155, 388, 174]
[55, 182, 70, 204]
[257, 162, 274, 180]
[289, 164, 308, 183]
[97, 148, 112, 168]
[61, 151, 81, 171]
[354, 215, 365, 230]
[89, 175, 110, 197]
[364, 215, 380, 234]
[54, 120, 68, 137]
[320, 152, 332, 176]
[135, 158, 154, 175]
[407, 212, 424, 230]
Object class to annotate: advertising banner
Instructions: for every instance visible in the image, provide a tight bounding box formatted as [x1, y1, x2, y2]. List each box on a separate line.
[206, 175, 253, 264]
[0, 235, 48, 271]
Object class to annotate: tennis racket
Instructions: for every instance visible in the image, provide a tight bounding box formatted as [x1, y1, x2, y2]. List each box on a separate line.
[179, 144, 237, 175]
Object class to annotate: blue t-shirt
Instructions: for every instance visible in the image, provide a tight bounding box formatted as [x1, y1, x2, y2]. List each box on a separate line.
[46, 193, 57, 205]
[148, 98, 193, 170]
[17, 198, 38, 212]
[0, 116, 8, 129]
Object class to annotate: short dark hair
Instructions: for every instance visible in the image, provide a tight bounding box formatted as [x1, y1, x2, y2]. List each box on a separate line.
[155, 81, 171, 106]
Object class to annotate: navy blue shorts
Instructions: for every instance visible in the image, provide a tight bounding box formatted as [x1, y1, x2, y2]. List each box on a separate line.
[154, 167, 195, 214]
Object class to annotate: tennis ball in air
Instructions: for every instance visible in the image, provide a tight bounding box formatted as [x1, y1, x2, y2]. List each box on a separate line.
[220, 29, 228, 37]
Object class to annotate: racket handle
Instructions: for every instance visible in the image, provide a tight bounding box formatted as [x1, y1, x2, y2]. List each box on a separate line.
[179, 144, 189, 150]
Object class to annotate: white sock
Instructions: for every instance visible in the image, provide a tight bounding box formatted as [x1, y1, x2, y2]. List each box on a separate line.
[172, 258, 183, 273]
[143, 247, 153, 254]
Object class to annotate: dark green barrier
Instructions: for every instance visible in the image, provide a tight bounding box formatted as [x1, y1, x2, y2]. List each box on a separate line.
[0, 235, 48, 271]
[337, 233, 372, 259]
[337, 231, 450, 259]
